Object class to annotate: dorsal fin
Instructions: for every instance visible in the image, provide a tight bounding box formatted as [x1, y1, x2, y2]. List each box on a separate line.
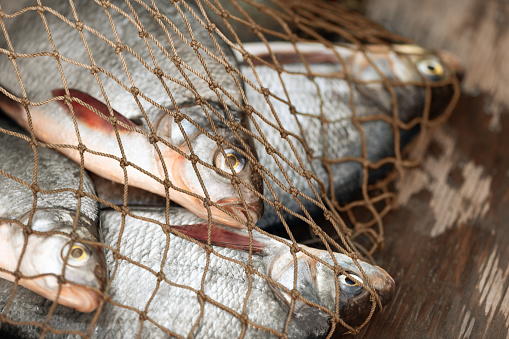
[52, 89, 138, 133]
[171, 223, 265, 253]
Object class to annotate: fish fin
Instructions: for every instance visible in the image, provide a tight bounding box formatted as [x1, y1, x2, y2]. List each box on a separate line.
[171, 223, 265, 253]
[240, 42, 344, 66]
[51, 89, 138, 133]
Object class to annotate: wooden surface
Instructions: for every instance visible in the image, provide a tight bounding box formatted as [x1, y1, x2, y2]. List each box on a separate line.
[345, 93, 509, 338]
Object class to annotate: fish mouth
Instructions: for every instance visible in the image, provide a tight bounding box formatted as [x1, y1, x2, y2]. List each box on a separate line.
[215, 198, 264, 229]
[19, 278, 102, 313]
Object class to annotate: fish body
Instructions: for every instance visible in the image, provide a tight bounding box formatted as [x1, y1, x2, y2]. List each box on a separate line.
[0, 0, 263, 228]
[234, 42, 458, 228]
[0, 114, 106, 313]
[0, 207, 394, 338]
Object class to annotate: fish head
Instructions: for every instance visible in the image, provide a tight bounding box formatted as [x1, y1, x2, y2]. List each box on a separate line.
[19, 208, 106, 312]
[268, 245, 394, 332]
[155, 107, 264, 228]
[347, 44, 461, 122]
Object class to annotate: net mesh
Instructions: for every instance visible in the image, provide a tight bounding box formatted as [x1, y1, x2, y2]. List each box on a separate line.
[0, 0, 460, 337]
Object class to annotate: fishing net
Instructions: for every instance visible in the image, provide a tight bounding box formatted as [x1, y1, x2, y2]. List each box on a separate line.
[0, 0, 460, 337]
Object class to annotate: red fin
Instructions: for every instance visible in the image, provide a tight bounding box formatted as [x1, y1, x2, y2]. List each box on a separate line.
[171, 223, 265, 253]
[52, 89, 137, 133]
[245, 51, 340, 67]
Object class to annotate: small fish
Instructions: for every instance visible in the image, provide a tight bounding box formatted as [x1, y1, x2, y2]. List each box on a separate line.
[0, 0, 263, 228]
[234, 42, 461, 228]
[0, 206, 394, 338]
[0, 114, 106, 313]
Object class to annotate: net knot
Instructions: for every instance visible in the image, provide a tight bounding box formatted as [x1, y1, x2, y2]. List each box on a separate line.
[243, 105, 254, 115]
[303, 170, 313, 180]
[77, 143, 87, 154]
[120, 206, 130, 215]
[138, 29, 149, 39]
[202, 198, 211, 209]
[207, 23, 217, 32]
[171, 55, 182, 66]
[7, 51, 16, 61]
[265, 144, 275, 155]
[215, 135, 225, 145]
[260, 87, 270, 96]
[23, 227, 32, 236]
[76, 190, 85, 198]
[220, 10, 230, 19]
[139, 311, 148, 322]
[12, 270, 22, 281]
[101, 0, 110, 9]
[333, 265, 343, 276]
[290, 289, 300, 300]
[114, 42, 125, 54]
[119, 157, 129, 168]
[163, 179, 172, 188]
[279, 130, 288, 139]
[288, 105, 297, 115]
[289, 187, 300, 197]
[290, 244, 300, 255]
[152, 11, 163, 21]
[245, 266, 255, 276]
[156, 271, 165, 281]
[173, 112, 184, 124]
[239, 314, 249, 325]
[75, 20, 84, 31]
[273, 200, 283, 211]
[20, 96, 30, 107]
[208, 81, 218, 90]
[322, 210, 333, 221]
[153, 67, 164, 78]
[90, 65, 100, 75]
[36, 5, 45, 14]
[31, 183, 39, 192]
[230, 175, 241, 185]
[130, 86, 140, 96]
[196, 290, 206, 300]
[188, 153, 199, 163]
[0, 9, 5, 19]
[148, 134, 158, 145]
[190, 39, 200, 50]
[69, 231, 79, 242]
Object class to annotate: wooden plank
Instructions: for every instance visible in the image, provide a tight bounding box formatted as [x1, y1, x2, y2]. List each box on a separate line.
[345, 94, 509, 338]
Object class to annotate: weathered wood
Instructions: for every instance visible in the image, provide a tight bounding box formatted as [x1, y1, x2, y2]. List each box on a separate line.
[364, 0, 509, 130]
[344, 94, 509, 338]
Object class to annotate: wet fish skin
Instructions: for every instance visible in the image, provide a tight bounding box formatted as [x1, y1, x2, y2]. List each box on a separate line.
[0, 113, 106, 313]
[234, 42, 459, 228]
[0, 206, 394, 338]
[0, 0, 263, 228]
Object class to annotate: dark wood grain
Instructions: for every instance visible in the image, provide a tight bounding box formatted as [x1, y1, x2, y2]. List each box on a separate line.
[345, 94, 509, 338]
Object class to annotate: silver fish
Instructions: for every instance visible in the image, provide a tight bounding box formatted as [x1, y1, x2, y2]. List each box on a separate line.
[0, 207, 394, 338]
[233, 42, 460, 228]
[0, 113, 106, 313]
[0, 0, 263, 228]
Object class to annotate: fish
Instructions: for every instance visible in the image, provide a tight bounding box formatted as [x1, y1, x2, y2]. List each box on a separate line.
[0, 0, 264, 228]
[0, 113, 107, 313]
[0, 206, 395, 338]
[232, 41, 461, 228]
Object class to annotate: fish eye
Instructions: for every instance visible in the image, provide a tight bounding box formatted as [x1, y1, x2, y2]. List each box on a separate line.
[61, 243, 90, 267]
[215, 148, 247, 174]
[339, 273, 363, 295]
[416, 58, 445, 81]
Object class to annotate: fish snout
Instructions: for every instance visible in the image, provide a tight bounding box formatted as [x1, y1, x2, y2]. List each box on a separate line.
[437, 50, 464, 79]
[218, 198, 263, 228]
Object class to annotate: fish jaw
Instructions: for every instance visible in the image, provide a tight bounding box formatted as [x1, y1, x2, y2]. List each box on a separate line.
[1, 273, 102, 313]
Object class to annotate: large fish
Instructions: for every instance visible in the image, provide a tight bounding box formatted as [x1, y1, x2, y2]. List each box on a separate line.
[233, 42, 460, 228]
[0, 207, 395, 338]
[0, 113, 106, 313]
[0, 0, 263, 228]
